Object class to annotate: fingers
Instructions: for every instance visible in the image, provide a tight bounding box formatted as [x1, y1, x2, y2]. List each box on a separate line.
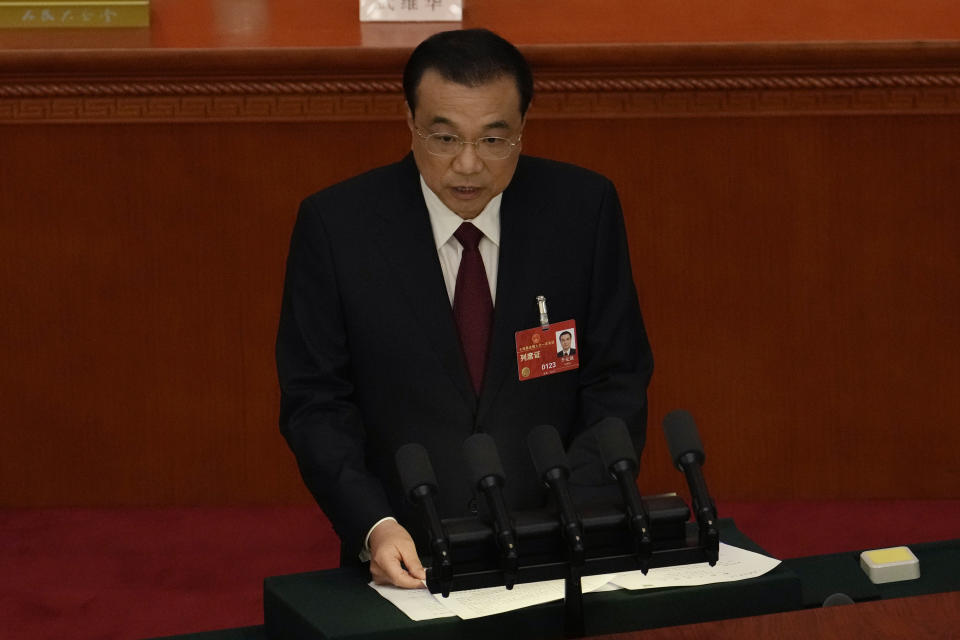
[373, 555, 423, 589]
[371, 551, 424, 588]
[368, 521, 426, 589]
[371, 558, 420, 587]
[399, 543, 426, 582]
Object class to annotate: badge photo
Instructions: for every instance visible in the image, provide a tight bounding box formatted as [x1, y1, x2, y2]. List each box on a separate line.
[515, 319, 579, 381]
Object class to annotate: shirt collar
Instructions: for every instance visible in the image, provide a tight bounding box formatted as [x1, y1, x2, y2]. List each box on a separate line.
[420, 175, 501, 250]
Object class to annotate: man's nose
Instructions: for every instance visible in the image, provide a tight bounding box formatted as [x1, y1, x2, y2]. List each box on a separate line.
[452, 141, 483, 174]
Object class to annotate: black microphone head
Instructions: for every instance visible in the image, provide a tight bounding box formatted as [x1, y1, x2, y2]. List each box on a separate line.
[594, 416, 638, 470]
[395, 443, 438, 497]
[662, 410, 706, 468]
[822, 593, 854, 607]
[462, 433, 506, 486]
[527, 424, 569, 478]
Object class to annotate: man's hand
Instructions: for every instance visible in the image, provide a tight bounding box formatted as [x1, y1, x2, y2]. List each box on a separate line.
[368, 519, 426, 588]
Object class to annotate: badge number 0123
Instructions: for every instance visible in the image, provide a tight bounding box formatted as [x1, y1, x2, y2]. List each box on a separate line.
[515, 319, 579, 381]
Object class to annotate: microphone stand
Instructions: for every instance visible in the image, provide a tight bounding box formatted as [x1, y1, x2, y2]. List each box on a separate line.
[678, 453, 719, 565]
[478, 475, 520, 589]
[563, 561, 584, 638]
[411, 483, 454, 597]
[547, 466, 586, 638]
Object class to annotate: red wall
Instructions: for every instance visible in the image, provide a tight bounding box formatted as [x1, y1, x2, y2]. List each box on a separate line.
[2, 0, 959, 506]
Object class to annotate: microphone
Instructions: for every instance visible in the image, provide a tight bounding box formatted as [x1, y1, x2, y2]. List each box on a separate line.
[462, 433, 519, 588]
[527, 424, 584, 565]
[394, 443, 453, 596]
[662, 410, 719, 564]
[594, 417, 652, 572]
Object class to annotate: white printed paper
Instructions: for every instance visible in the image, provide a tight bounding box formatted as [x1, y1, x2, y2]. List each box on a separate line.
[611, 542, 781, 590]
[368, 582, 457, 620]
[369, 543, 781, 621]
[431, 573, 613, 620]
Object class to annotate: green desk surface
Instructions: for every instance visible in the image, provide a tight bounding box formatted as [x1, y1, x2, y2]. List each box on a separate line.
[153, 534, 960, 640]
[263, 519, 802, 640]
[782, 537, 960, 607]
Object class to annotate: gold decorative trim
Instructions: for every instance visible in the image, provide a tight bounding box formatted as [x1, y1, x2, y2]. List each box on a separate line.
[0, 79, 405, 98]
[2, 72, 960, 122]
[0, 94, 408, 121]
[537, 73, 960, 92]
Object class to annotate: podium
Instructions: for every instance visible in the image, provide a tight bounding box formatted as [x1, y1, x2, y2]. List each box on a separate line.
[148, 532, 959, 640]
[263, 519, 802, 640]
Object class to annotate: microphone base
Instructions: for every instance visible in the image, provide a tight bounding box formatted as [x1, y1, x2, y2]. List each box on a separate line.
[426, 530, 713, 593]
[423, 495, 703, 594]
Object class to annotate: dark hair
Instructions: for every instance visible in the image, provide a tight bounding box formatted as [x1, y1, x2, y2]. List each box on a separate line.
[560, 331, 571, 339]
[403, 28, 534, 118]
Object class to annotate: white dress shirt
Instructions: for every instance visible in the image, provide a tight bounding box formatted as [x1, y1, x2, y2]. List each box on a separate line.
[420, 175, 501, 305]
[361, 177, 503, 562]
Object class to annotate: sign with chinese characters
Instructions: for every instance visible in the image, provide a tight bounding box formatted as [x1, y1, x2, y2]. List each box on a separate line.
[359, 0, 461, 23]
[0, 1, 150, 28]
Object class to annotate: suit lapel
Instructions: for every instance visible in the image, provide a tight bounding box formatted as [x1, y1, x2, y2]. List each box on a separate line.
[478, 160, 544, 423]
[370, 156, 477, 410]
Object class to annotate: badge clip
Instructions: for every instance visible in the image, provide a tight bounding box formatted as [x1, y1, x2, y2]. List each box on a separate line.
[536, 295, 550, 331]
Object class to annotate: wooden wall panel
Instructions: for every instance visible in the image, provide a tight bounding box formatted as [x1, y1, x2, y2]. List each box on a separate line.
[3, 112, 957, 505]
[0, 122, 408, 506]
[2, 10, 959, 506]
[471, 0, 960, 44]
[525, 116, 960, 500]
[3, 0, 959, 49]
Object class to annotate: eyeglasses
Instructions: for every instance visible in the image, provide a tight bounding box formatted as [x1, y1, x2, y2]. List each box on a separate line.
[415, 127, 522, 160]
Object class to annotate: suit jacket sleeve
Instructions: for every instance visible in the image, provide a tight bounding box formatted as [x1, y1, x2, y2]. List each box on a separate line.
[572, 178, 653, 474]
[276, 197, 393, 556]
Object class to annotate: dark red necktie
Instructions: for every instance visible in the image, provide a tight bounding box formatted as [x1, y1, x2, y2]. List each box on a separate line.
[453, 223, 493, 394]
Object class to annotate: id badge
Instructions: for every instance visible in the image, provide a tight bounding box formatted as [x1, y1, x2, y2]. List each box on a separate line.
[515, 319, 579, 381]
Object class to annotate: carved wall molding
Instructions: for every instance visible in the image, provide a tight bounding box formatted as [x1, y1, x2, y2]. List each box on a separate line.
[0, 94, 408, 122]
[4, 71, 960, 96]
[0, 79, 406, 98]
[537, 73, 960, 92]
[3, 63, 960, 122]
[532, 87, 960, 119]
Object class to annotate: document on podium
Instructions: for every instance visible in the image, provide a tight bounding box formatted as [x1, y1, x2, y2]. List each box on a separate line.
[611, 542, 781, 589]
[370, 543, 780, 620]
[369, 582, 457, 621]
[427, 573, 614, 620]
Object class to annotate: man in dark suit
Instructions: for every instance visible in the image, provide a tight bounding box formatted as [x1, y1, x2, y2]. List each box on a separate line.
[276, 29, 653, 588]
[558, 330, 576, 358]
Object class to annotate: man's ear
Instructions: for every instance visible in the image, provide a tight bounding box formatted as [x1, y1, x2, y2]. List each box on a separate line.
[405, 104, 415, 133]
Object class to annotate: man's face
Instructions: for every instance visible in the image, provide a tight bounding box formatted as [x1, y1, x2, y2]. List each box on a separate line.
[560, 334, 572, 351]
[407, 69, 524, 220]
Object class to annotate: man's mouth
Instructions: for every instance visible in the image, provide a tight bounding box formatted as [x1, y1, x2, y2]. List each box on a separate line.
[451, 186, 482, 198]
